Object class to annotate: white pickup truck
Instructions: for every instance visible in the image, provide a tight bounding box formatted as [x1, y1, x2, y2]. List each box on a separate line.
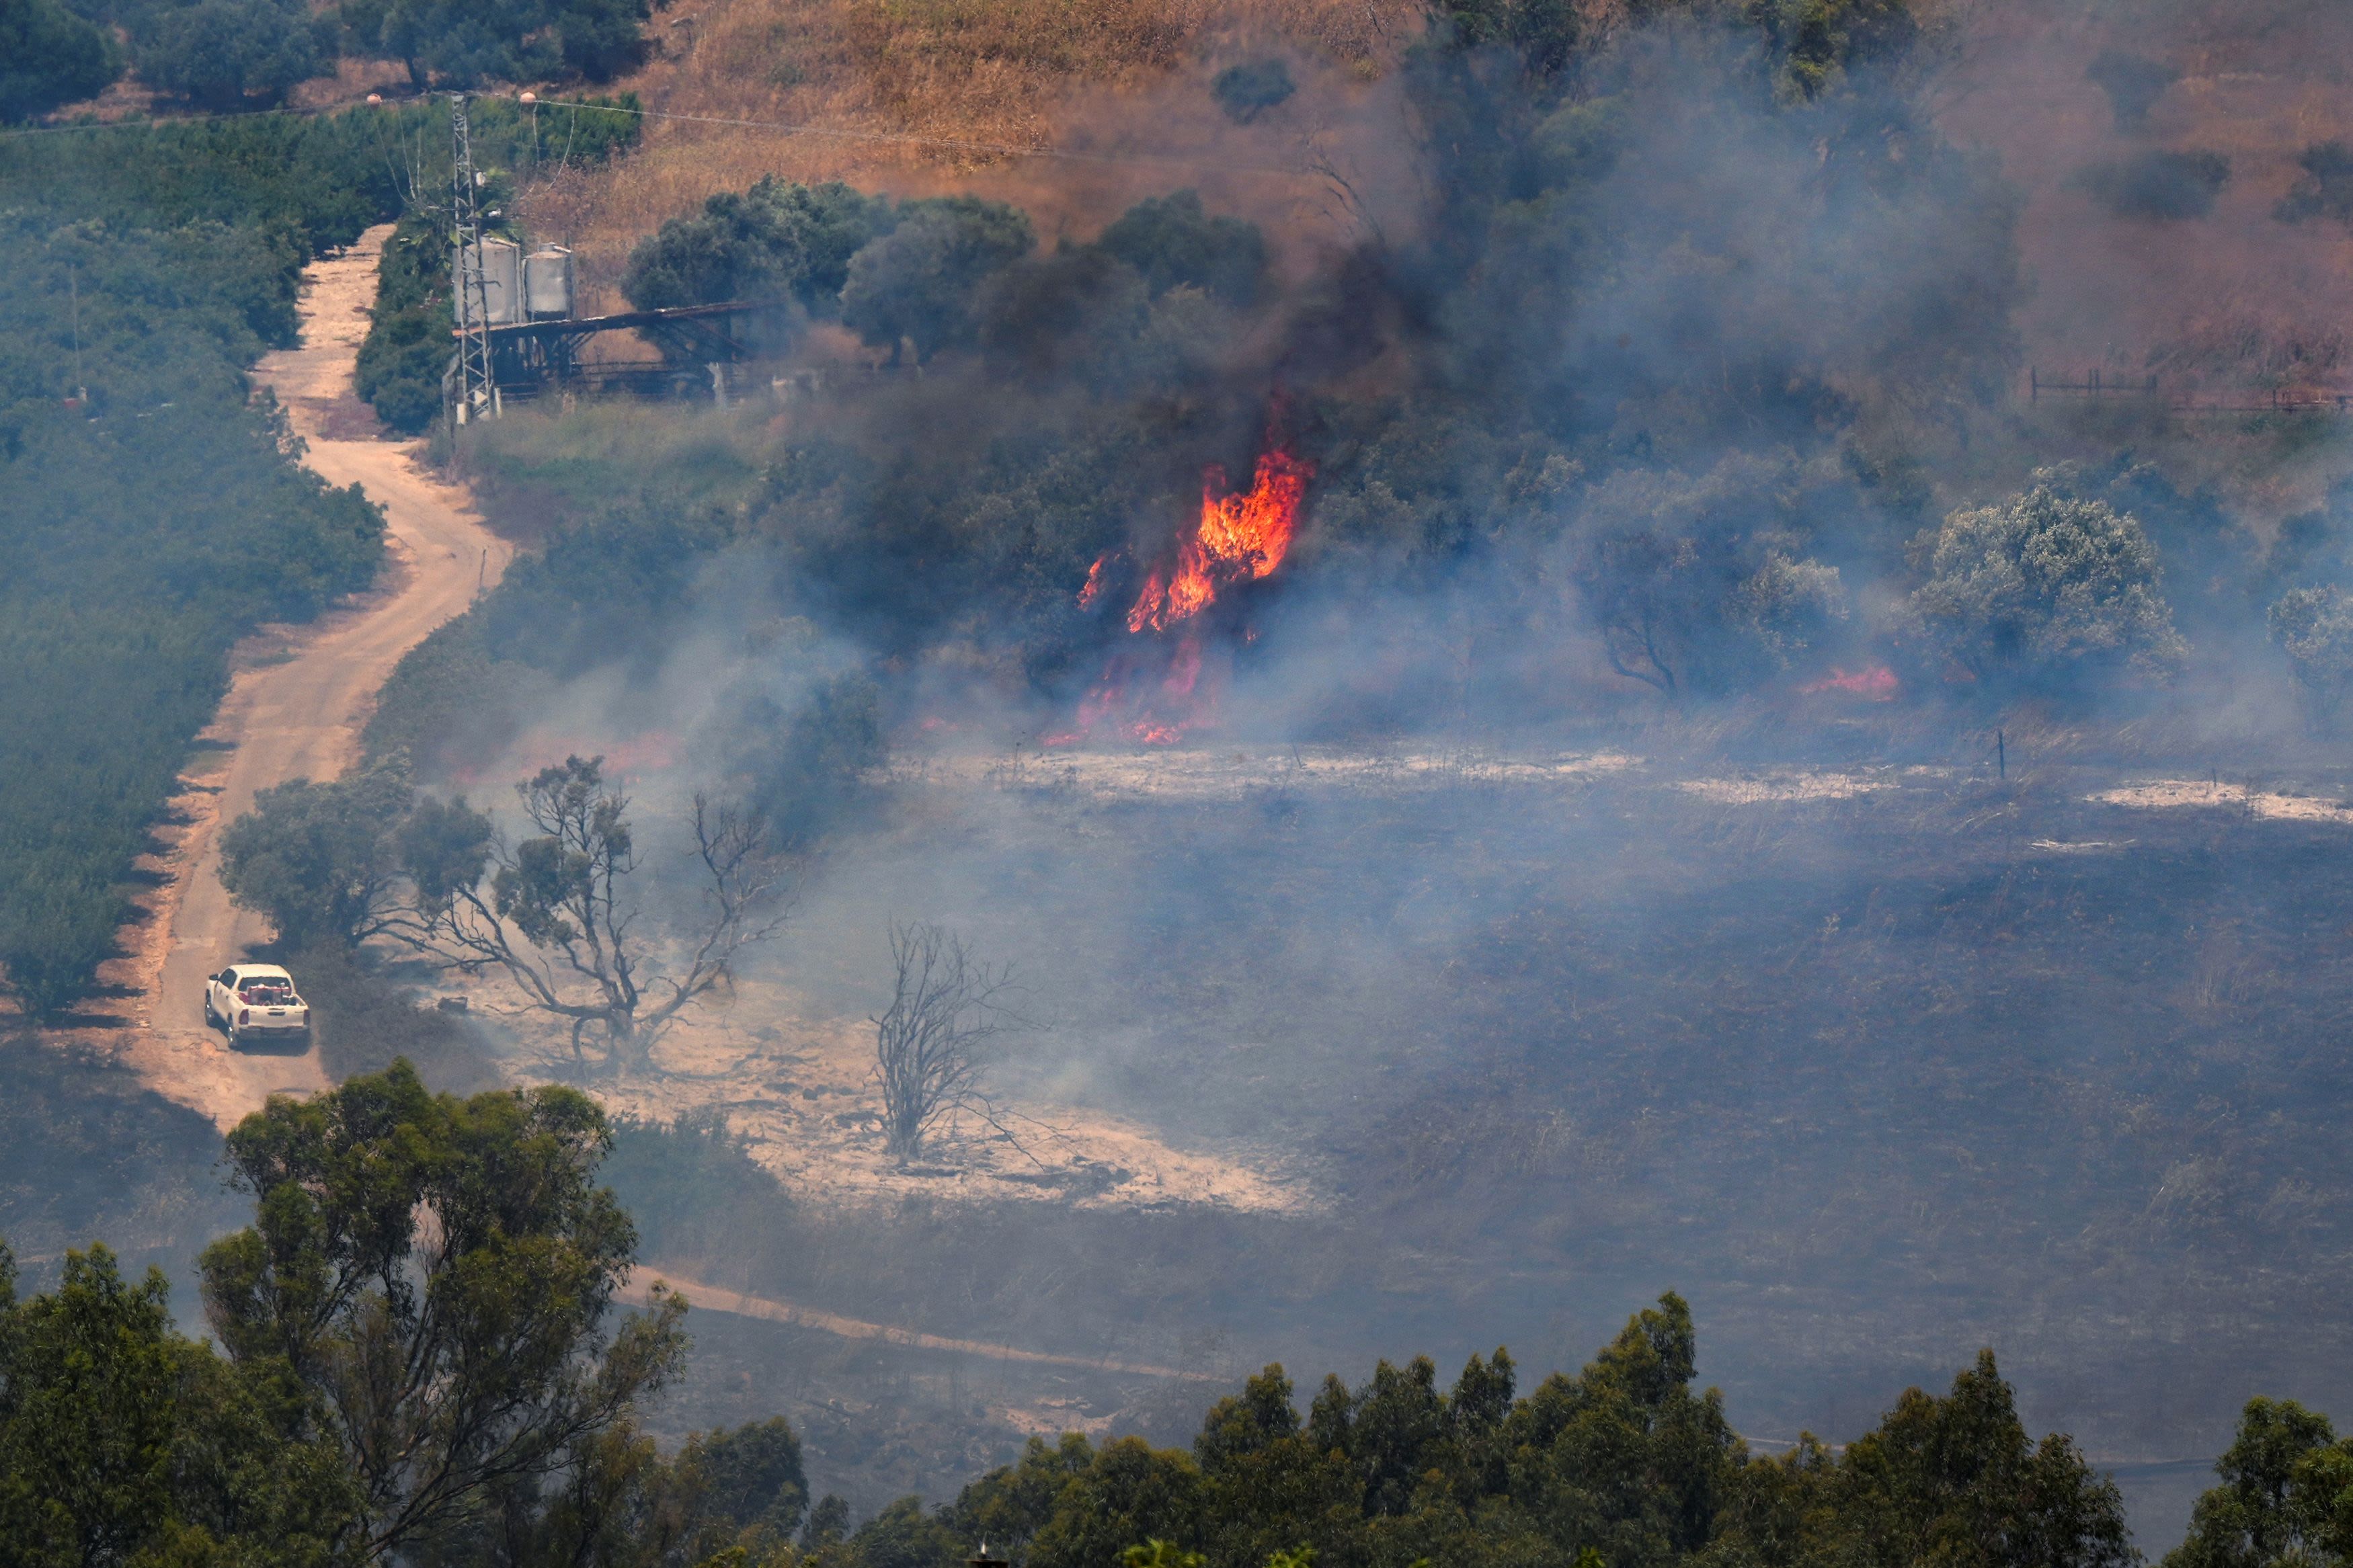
[203, 963, 311, 1046]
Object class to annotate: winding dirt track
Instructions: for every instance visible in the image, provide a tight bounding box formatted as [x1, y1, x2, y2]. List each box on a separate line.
[113, 225, 510, 1130]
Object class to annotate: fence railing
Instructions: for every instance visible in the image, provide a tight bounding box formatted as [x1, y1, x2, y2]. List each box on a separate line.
[2030, 367, 2353, 414]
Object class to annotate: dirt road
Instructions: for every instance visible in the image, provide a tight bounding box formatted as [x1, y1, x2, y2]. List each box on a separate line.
[620, 1268, 1218, 1381]
[114, 225, 510, 1130]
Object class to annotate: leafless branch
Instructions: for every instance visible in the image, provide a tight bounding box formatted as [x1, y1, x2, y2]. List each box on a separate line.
[871, 923, 1029, 1164]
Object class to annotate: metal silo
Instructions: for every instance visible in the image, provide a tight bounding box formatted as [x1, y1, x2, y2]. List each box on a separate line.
[456, 237, 522, 327]
[524, 245, 573, 319]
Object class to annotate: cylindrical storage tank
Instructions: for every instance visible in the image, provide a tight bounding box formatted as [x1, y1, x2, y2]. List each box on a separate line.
[455, 238, 522, 327]
[476, 237, 522, 326]
[524, 245, 573, 319]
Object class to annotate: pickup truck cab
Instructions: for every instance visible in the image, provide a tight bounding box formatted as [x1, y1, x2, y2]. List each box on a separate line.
[204, 963, 311, 1046]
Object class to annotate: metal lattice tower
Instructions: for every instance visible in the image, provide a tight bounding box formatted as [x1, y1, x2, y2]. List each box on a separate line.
[450, 93, 498, 425]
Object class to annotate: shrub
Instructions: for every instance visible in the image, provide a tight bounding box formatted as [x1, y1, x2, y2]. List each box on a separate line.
[1562, 452, 1848, 695]
[2085, 49, 2178, 132]
[2076, 150, 2230, 221]
[2276, 141, 2353, 226]
[1907, 481, 2185, 687]
[1210, 57, 1293, 123]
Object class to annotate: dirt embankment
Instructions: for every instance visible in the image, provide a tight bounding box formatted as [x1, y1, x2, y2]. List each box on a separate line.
[97, 226, 511, 1132]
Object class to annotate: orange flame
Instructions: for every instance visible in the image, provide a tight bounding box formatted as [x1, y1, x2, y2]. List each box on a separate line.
[1076, 554, 1111, 609]
[1801, 665, 1899, 700]
[1126, 448, 1314, 633]
[1056, 426, 1310, 747]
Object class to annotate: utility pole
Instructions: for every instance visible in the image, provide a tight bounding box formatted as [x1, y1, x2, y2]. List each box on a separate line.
[449, 92, 498, 429]
[67, 263, 86, 404]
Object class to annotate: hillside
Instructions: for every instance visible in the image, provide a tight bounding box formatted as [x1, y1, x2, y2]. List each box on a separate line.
[523, 0, 2353, 470]
[518, 0, 1420, 313]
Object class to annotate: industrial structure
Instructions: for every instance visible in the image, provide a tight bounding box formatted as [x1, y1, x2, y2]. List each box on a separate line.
[443, 91, 774, 417]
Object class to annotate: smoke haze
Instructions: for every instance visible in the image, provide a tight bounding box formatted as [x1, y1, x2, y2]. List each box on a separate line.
[387, 0, 2353, 1545]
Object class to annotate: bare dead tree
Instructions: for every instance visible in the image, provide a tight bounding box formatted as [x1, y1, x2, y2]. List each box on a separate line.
[390, 757, 788, 1072]
[871, 923, 1025, 1163]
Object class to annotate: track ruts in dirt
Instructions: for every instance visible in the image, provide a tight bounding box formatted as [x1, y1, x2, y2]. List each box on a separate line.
[101, 226, 511, 1132]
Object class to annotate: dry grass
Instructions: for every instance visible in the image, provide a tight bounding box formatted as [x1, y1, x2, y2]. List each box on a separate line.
[518, 0, 1419, 313]
[1936, 0, 2353, 388]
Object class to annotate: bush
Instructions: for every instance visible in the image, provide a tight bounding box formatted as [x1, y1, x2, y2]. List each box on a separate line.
[602, 1111, 791, 1257]
[1906, 480, 2185, 688]
[976, 247, 1150, 384]
[2085, 48, 2178, 132]
[2276, 141, 2353, 226]
[1209, 57, 1293, 123]
[2076, 149, 2230, 221]
[0, 0, 120, 122]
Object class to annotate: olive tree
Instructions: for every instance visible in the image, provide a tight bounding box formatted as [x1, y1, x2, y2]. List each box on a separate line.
[622, 177, 893, 315]
[1907, 481, 2185, 687]
[1562, 452, 1847, 695]
[2270, 585, 2353, 720]
[393, 755, 785, 1072]
[839, 196, 1034, 365]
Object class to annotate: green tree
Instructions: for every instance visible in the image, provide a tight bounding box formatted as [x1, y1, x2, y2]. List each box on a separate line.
[391, 758, 787, 1071]
[2269, 585, 2353, 720]
[852, 1495, 965, 1568]
[0, 1241, 358, 1565]
[1562, 453, 1847, 695]
[197, 1061, 690, 1563]
[1094, 190, 1267, 306]
[2168, 1399, 2353, 1568]
[343, 0, 648, 87]
[0, 0, 120, 122]
[678, 1417, 811, 1555]
[1025, 1440, 1206, 1568]
[623, 178, 894, 315]
[218, 766, 416, 949]
[132, 0, 334, 110]
[1907, 479, 2185, 688]
[1826, 1350, 2137, 1568]
[840, 196, 1035, 365]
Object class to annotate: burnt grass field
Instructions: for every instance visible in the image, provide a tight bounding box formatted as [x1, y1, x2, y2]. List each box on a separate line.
[614, 736, 2353, 1536]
